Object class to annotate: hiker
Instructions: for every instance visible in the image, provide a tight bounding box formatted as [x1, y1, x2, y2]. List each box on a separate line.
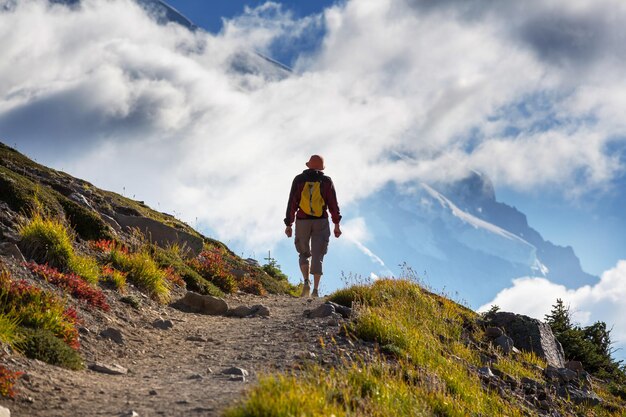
[284, 155, 342, 298]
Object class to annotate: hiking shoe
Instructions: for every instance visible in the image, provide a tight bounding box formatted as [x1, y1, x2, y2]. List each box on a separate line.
[301, 280, 311, 298]
[311, 289, 319, 298]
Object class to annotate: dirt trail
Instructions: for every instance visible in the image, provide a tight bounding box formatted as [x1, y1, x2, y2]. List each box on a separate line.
[3, 293, 352, 417]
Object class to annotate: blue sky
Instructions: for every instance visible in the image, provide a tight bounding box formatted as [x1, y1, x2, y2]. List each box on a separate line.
[2, 0, 626, 351]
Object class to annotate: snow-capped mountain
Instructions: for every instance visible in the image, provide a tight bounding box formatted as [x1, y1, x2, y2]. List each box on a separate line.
[49, 0, 291, 82]
[327, 172, 597, 307]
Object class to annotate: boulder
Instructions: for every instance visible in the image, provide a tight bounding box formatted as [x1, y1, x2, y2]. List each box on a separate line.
[114, 213, 203, 255]
[304, 304, 335, 319]
[89, 362, 128, 375]
[172, 292, 229, 315]
[152, 319, 174, 330]
[494, 334, 515, 354]
[324, 301, 352, 318]
[226, 304, 270, 318]
[487, 311, 565, 368]
[485, 326, 504, 339]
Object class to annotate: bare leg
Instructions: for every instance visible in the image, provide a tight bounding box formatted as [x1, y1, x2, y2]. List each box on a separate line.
[300, 263, 310, 282]
[300, 263, 311, 297]
[311, 274, 321, 297]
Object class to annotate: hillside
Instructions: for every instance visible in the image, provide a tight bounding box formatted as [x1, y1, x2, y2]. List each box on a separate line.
[1, 143, 625, 416]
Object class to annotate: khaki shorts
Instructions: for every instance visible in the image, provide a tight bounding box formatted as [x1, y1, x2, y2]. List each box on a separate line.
[295, 218, 331, 275]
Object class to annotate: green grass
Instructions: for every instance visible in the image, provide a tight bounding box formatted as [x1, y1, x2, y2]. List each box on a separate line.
[107, 246, 171, 303]
[19, 213, 75, 268]
[18, 328, 83, 370]
[18, 213, 100, 284]
[0, 311, 23, 349]
[227, 279, 626, 416]
[151, 244, 223, 297]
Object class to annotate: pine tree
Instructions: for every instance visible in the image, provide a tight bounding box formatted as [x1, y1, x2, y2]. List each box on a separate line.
[544, 298, 571, 335]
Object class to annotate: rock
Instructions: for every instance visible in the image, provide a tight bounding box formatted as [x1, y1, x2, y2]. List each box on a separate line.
[89, 362, 128, 375]
[565, 360, 584, 372]
[557, 367, 578, 383]
[251, 304, 270, 317]
[486, 311, 565, 368]
[188, 374, 203, 380]
[478, 366, 495, 379]
[229, 375, 246, 382]
[114, 213, 203, 255]
[226, 305, 254, 318]
[557, 386, 601, 405]
[172, 292, 229, 315]
[304, 304, 335, 319]
[494, 334, 515, 354]
[100, 327, 124, 345]
[0, 242, 25, 262]
[227, 304, 270, 318]
[245, 258, 260, 267]
[148, 390, 157, 396]
[152, 319, 174, 330]
[222, 367, 249, 377]
[101, 213, 122, 233]
[0, 405, 10, 417]
[119, 411, 139, 417]
[324, 301, 352, 318]
[485, 327, 503, 339]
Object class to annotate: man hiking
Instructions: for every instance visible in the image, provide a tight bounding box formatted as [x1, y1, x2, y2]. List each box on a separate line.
[284, 155, 342, 298]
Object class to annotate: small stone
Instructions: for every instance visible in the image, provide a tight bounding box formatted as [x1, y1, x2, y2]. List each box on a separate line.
[229, 375, 246, 382]
[222, 367, 249, 377]
[494, 334, 515, 354]
[0, 242, 25, 262]
[89, 362, 128, 375]
[119, 411, 139, 417]
[78, 327, 91, 335]
[226, 305, 254, 318]
[324, 301, 352, 318]
[0, 405, 10, 417]
[188, 374, 203, 380]
[304, 304, 335, 319]
[100, 327, 124, 345]
[478, 367, 495, 379]
[149, 390, 157, 396]
[557, 367, 578, 383]
[152, 319, 174, 330]
[172, 292, 228, 315]
[251, 304, 270, 317]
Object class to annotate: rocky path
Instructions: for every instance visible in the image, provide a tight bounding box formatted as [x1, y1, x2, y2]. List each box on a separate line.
[3, 293, 352, 417]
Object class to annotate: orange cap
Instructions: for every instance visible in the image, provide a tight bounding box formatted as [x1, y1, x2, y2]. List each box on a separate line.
[305, 155, 325, 170]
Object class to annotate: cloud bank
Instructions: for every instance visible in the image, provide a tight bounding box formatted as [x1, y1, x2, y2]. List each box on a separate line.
[480, 260, 626, 360]
[1, 0, 626, 249]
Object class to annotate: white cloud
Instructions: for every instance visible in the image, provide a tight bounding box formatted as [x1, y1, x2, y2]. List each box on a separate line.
[1, 0, 626, 251]
[480, 260, 626, 359]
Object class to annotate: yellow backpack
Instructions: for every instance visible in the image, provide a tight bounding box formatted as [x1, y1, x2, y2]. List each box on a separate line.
[299, 181, 325, 217]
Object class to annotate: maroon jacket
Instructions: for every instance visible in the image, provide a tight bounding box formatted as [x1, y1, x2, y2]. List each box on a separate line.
[284, 169, 342, 226]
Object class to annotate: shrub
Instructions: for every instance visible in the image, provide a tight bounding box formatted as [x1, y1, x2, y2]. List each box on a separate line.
[238, 276, 267, 296]
[19, 213, 100, 283]
[0, 310, 22, 349]
[26, 262, 109, 311]
[0, 365, 23, 398]
[106, 245, 170, 303]
[58, 197, 111, 241]
[19, 328, 83, 370]
[0, 271, 80, 349]
[19, 213, 74, 269]
[187, 247, 238, 294]
[101, 265, 127, 292]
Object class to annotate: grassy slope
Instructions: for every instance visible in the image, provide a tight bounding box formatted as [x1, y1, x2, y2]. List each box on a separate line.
[226, 279, 626, 416]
